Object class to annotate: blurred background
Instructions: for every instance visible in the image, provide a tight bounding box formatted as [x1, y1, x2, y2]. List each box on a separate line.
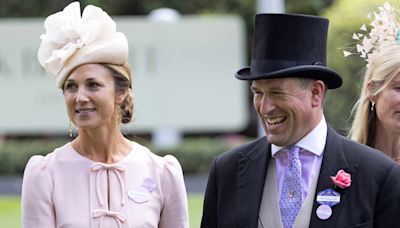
[0, 0, 393, 227]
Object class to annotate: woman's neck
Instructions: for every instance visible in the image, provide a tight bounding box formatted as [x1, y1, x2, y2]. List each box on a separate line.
[72, 125, 132, 164]
[374, 123, 400, 163]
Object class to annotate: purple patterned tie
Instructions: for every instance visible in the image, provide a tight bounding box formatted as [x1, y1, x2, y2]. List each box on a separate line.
[279, 145, 302, 228]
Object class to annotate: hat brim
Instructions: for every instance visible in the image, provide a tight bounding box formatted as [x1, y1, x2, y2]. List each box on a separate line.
[235, 65, 342, 89]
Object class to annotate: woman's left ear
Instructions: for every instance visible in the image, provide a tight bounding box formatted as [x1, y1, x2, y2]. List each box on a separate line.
[366, 81, 376, 103]
[116, 90, 128, 104]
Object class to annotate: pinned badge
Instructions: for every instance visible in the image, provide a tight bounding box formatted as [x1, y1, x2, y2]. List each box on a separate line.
[128, 190, 149, 204]
[141, 177, 157, 192]
[316, 204, 332, 220]
[316, 188, 341, 220]
[316, 188, 341, 207]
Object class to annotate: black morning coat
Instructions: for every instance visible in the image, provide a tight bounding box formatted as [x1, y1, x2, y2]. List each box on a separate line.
[201, 126, 400, 228]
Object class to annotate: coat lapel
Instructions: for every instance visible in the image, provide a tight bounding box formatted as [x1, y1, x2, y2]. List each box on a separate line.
[237, 137, 269, 228]
[309, 127, 357, 228]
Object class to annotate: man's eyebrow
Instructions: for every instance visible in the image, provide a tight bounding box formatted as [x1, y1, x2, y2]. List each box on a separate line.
[250, 85, 284, 90]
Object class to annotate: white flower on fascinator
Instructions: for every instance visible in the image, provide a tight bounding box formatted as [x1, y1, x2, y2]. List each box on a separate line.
[37, 1, 128, 88]
[343, 2, 400, 67]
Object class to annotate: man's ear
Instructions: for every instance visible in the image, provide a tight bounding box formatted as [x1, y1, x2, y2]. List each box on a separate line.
[310, 80, 325, 107]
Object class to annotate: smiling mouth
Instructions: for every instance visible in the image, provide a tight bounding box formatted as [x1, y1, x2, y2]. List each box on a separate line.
[266, 116, 286, 125]
[76, 108, 95, 114]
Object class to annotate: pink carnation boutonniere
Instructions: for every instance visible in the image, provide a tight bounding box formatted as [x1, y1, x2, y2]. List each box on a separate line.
[330, 169, 351, 189]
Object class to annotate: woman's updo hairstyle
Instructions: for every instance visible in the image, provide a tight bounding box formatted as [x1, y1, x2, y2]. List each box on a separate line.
[103, 63, 133, 124]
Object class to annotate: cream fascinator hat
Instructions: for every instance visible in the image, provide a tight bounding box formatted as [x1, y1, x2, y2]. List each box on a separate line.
[38, 1, 129, 88]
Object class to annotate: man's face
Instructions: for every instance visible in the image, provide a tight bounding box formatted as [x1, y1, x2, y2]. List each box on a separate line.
[251, 77, 323, 147]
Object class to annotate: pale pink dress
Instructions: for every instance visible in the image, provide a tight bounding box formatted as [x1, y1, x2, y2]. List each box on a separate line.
[21, 142, 189, 228]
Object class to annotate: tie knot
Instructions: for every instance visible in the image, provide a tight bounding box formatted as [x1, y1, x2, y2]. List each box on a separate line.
[285, 145, 300, 160]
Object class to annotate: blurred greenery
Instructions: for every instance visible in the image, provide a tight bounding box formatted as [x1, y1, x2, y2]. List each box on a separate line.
[0, 137, 246, 175]
[148, 137, 233, 173]
[0, 139, 68, 175]
[286, 0, 334, 15]
[0, 196, 20, 228]
[0, 194, 204, 228]
[188, 194, 205, 228]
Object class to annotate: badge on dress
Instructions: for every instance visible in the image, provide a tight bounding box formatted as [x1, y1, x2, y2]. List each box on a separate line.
[128, 189, 149, 203]
[141, 177, 157, 192]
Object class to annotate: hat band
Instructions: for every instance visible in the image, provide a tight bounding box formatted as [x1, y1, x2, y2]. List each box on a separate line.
[250, 59, 325, 75]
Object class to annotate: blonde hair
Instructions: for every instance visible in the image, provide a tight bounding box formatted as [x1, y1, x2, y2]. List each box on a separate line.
[349, 41, 400, 147]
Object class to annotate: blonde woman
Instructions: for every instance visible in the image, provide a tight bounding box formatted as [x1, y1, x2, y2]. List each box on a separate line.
[21, 2, 188, 227]
[348, 3, 400, 163]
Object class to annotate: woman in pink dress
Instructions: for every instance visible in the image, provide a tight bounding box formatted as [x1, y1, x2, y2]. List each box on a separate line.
[21, 2, 188, 228]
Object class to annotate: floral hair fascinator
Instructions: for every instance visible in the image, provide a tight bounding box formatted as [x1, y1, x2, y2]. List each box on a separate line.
[37, 1, 129, 88]
[343, 2, 400, 67]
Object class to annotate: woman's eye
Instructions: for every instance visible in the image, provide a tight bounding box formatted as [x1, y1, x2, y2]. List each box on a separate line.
[64, 83, 77, 91]
[88, 82, 100, 89]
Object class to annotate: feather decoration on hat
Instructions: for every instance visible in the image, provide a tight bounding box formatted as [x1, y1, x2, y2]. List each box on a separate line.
[343, 2, 400, 67]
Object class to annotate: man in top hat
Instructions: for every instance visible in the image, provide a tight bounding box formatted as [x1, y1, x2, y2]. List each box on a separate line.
[200, 14, 400, 228]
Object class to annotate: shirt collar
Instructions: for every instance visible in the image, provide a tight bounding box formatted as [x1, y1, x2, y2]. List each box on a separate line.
[271, 116, 327, 157]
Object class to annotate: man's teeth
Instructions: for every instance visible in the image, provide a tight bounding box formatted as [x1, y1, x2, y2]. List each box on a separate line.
[266, 116, 285, 125]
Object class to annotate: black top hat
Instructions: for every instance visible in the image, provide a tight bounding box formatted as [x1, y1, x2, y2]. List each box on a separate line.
[235, 14, 342, 89]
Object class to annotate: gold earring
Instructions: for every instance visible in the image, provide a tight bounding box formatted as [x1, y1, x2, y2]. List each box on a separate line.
[371, 101, 375, 112]
[68, 121, 73, 138]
